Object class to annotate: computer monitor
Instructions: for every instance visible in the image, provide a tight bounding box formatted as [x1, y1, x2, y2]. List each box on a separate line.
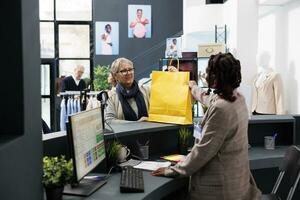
[63, 107, 107, 196]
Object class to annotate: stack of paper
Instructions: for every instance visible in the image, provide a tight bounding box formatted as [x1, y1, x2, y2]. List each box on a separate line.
[133, 161, 171, 171]
[160, 154, 186, 163]
[118, 159, 142, 167]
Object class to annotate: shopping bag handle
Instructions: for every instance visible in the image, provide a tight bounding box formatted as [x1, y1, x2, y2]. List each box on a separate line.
[168, 57, 180, 70]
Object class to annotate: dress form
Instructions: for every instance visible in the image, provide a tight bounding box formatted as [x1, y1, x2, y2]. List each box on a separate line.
[255, 67, 273, 88]
[255, 51, 273, 88]
[252, 51, 285, 114]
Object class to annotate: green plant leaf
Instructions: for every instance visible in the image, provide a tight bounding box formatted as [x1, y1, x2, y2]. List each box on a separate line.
[178, 127, 191, 146]
[93, 65, 111, 91]
[42, 156, 73, 187]
[106, 140, 122, 161]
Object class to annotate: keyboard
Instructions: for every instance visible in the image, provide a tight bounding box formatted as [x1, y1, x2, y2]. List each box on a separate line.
[120, 166, 144, 193]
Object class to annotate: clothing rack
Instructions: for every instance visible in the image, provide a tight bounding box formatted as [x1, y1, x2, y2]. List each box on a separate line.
[60, 91, 81, 96]
[60, 90, 105, 111]
[60, 90, 86, 111]
[86, 91, 102, 96]
[59, 90, 106, 131]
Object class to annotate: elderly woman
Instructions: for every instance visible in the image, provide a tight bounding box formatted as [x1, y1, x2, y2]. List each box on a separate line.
[105, 58, 150, 123]
[152, 53, 261, 200]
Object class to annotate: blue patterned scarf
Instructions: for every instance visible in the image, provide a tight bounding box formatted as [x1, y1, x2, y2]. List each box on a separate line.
[116, 81, 148, 121]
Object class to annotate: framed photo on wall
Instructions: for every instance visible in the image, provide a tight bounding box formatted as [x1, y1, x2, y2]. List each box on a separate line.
[165, 37, 182, 58]
[128, 5, 151, 38]
[95, 21, 119, 55]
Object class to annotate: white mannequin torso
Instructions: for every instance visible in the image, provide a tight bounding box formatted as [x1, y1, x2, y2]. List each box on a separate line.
[255, 67, 273, 88]
[252, 51, 285, 114]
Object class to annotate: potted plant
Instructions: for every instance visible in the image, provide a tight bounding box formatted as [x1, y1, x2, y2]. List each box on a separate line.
[178, 127, 192, 155]
[93, 65, 111, 91]
[43, 156, 73, 200]
[106, 140, 123, 167]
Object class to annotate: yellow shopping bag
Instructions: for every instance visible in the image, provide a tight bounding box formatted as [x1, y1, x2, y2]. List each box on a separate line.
[148, 71, 193, 125]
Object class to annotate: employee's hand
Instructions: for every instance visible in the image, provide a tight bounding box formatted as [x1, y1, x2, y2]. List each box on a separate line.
[151, 167, 167, 176]
[189, 80, 197, 89]
[138, 116, 148, 122]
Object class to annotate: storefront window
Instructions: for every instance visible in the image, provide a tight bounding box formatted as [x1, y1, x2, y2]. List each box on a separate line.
[59, 25, 90, 58]
[41, 98, 51, 127]
[40, 22, 55, 58]
[59, 59, 90, 79]
[56, 0, 92, 21]
[41, 64, 51, 95]
[39, 0, 54, 20]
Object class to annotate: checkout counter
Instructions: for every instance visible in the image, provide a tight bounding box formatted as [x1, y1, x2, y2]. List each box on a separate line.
[43, 115, 299, 199]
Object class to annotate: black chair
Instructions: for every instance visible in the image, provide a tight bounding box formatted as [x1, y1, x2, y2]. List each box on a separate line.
[262, 146, 300, 200]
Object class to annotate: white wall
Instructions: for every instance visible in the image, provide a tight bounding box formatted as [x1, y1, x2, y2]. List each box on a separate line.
[222, 0, 258, 113]
[223, 0, 259, 85]
[235, 0, 258, 85]
[184, 0, 258, 85]
[223, 0, 237, 52]
[183, 0, 300, 114]
[259, 0, 300, 114]
[183, 0, 224, 51]
[183, 0, 223, 34]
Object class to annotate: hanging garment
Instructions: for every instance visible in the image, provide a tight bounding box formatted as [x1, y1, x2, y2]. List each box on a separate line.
[67, 98, 72, 117]
[86, 96, 100, 110]
[92, 97, 100, 109]
[71, 98, 75, 114]
[86, 97, 93, 110]
[60, 98, 67, 131]
[77, 98, 81, 112]
[73, 99, 77, 113]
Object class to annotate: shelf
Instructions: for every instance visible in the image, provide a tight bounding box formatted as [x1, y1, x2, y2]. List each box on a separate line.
[104, 121, 184, 140]
[159, 57, 211, 61]
[159, 58, 198, 61]
[195, 115, 295, 124]
[249, 115, 295, 124]
[249, 146, 287, 170]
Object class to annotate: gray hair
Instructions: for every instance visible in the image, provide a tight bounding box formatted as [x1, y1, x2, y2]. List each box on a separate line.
[74, 65, 85, 72]
[110, 58, 133, 75]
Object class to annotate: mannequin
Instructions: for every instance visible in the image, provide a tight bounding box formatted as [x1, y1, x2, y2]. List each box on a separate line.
[252, 51, 285, 114]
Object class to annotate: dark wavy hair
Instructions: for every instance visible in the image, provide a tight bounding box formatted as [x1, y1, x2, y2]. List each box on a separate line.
[206, 52, 241, 102]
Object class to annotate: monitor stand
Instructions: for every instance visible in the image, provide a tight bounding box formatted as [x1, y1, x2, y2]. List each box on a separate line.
[63, 178, 107, 196]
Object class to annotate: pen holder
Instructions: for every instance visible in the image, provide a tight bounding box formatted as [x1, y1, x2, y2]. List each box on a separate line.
[139, 145, 149, 160]
[264, 136, 275, 150]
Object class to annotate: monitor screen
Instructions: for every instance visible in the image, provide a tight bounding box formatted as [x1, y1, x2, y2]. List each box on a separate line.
[68, 107, 105, 181]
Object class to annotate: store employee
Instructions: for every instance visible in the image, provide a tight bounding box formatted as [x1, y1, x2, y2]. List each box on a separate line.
[105, 58, 150, 124]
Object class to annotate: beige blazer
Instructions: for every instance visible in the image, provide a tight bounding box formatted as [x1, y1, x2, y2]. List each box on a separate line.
[165, 86, 261, 200]
[252, 72, 285, 114]
[105, 85, 150, 123]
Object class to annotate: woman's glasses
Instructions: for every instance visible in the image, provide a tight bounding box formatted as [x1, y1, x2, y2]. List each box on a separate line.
[118, 68, 135, 76]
